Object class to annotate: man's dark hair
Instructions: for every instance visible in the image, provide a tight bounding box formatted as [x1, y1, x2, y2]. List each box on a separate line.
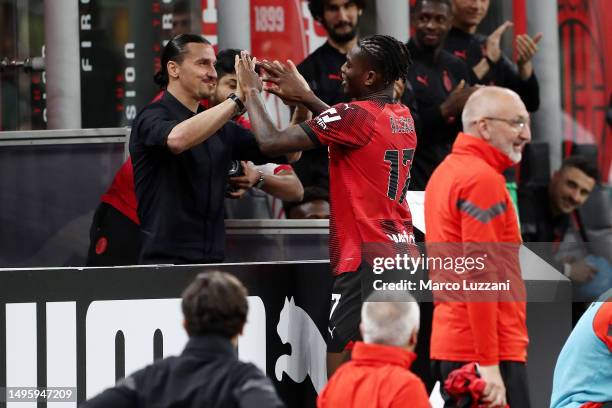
[181, 271, 248, 338]
[154, 34, 211, 88]
[358, 35, 412, 85]
[284, 186, 329, 215]
[215, 49, 241, 79]
[173, 0, 190, 14]
[561, 155, 600, 182]
[413, 0, 452, 13]
[307, 0, 365, 21]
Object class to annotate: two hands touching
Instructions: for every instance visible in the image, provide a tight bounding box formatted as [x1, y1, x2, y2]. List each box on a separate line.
[227, 52, 311, 200]
[233, 51, 313, 108]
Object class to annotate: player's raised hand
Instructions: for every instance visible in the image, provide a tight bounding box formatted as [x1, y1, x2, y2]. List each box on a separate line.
[260, 59, 312, 105]
[486, 21, 513, 63]
[234, 51, 262, 97]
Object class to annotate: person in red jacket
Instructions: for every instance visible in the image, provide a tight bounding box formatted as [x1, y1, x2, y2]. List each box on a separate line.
[425, 86, 531, 408]
[317, 291, 431, 408]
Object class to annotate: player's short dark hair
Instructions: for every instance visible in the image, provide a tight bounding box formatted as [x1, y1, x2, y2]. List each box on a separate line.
[215, 49, 241, 80]
[358, 35, 412, 85]
[284, 186, 329, 214]
[181, 271, 248, 338]
[302, 186, 329, 203]
[413, 0, 452, 13]
[154, 34, 211, 88]
[561, 155, 599, 182]
[307, 0, 365, 21]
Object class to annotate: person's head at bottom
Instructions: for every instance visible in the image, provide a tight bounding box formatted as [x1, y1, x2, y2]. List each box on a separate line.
[182, 271, 248, 346]
[360, 291, 420, 351]
[318, 292, 428, 408]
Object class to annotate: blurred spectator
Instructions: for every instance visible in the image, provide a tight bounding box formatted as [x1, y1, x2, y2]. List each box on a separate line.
[285, 186, 330, 219]
[519, 156, 599, 284]
[425, 87, 531, 407]
[82, 271, 285, 408]
[405, 0, 477, 190]
[521, 155, 612, 313]
[300, 0, 364, 105]
[550, 289, 612, 408]
[171, 0, 199, 37]
[317, 292, 430, 408]
[292, 0, 365, 209]
[444, 0, 541, 112]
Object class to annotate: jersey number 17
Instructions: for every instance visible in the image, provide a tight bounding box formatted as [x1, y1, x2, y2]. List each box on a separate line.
[384, 148, 414, 204]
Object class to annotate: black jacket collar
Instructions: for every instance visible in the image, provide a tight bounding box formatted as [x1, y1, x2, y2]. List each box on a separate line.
[181, 335, 237, 360]
[161, 90, 204, 120]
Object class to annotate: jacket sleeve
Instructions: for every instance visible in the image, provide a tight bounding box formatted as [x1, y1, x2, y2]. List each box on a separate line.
[458, 173, 511, 365]
[235, 365, 285, 408]
[79, 375, 139, 408]
[226, 121, 286, 165]
[593, 301, 612, 353]
[300, 103, 376, 148]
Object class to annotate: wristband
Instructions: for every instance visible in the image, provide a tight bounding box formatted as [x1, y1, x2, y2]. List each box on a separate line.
[228, 93, 246, 116]
[254, 171, 265, 189]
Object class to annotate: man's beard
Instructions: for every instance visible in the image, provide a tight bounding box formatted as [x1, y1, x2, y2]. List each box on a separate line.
[495, 141, 522, 164]
[326, 22, 358, 44]
[415, 32, 443, 52]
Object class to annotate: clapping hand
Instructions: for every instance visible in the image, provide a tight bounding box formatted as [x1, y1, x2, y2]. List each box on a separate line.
[486, 21, 513, 63]
[516, 32, 542, 66]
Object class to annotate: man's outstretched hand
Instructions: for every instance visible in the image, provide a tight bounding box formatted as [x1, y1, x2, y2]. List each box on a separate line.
[235, 51, 262, 97]
[260, 59, 312, 105]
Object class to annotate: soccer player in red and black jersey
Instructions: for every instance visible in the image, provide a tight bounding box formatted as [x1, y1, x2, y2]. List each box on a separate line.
[235, 34, 416, 375]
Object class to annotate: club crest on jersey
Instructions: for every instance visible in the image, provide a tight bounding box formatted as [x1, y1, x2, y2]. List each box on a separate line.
[443, 70, 453, 92]
[390, 116, 415, 134]
[316, 108, 342, 130]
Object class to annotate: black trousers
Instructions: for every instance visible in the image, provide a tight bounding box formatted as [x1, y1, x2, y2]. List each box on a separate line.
[86, 202, 141, 266]
[431, 360, 531, 408]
